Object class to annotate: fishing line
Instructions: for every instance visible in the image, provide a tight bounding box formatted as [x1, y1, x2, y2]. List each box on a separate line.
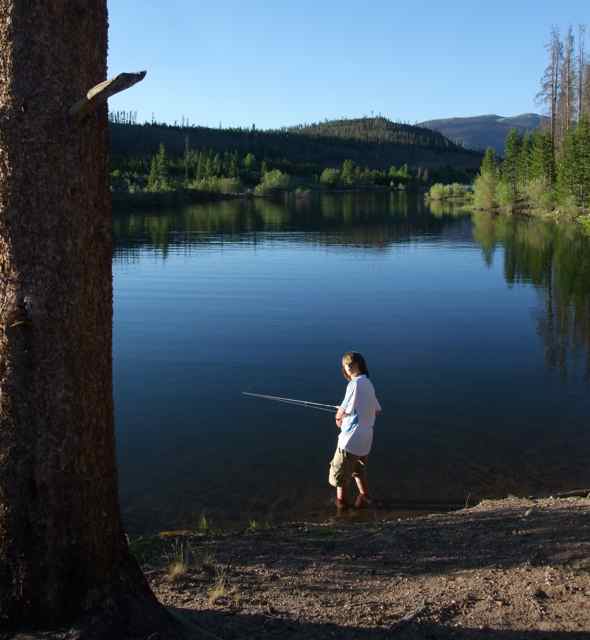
[242, 392, 339, 413]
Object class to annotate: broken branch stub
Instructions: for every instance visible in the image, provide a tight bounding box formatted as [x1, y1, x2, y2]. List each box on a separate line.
[69, 70, 147, 121]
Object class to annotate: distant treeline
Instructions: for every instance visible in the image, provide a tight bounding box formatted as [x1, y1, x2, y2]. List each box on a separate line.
[112, 140, 476, 198]
[474, 25, 590, 220]
[110, 117, 482, 180]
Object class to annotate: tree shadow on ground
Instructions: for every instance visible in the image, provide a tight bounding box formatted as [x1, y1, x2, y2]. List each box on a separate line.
[173, 607, 590, 640]
[204, 504, 590, 579]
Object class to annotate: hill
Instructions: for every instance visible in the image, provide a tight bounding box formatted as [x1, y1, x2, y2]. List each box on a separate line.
[110, 116, 482, 172]
[419, 113, 546, 155]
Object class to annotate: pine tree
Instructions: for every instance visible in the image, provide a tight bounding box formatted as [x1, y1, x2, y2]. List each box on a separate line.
[557, 126, 578, 203]
[575, 115, 590, 207]
[502, 129, 523, 200]
[560, 115, 590, 207]
[147, 143, 169, 191]
[519, 133, 533, 185]
[473, 148, 499, 210]
[0, 1, 167, 632]
[340, 159, 356, 186]
[529, 131, 554, 183]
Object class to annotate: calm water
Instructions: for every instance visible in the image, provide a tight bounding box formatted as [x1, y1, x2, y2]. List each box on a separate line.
[113, 193, 590, 533]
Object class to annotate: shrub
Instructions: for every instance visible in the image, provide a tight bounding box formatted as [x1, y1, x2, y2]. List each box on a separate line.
[495, 179, 516, 214]
[427, 183, 446, 200]
[524, 177, 554, 213]
[427, 182, 470, 201]
[190, 176, 242, 193]
[254, 169, 290, 194]
[319, 167, 340, 188]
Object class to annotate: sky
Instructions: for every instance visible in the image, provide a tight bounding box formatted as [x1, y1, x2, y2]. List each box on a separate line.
[107, 1, 589, 130]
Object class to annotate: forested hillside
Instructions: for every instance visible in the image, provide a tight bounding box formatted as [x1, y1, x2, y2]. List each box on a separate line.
[287, 116, 455, 148]
[110, 116, 482, 172]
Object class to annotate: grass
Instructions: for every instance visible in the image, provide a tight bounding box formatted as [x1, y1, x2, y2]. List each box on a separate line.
[246, 519, 272, 532]
[207, 563, 235, 605]
[165, 539, 193, 581]
[198, 513, 211, 533]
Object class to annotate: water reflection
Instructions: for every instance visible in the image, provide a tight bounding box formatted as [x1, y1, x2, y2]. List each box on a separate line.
[113, 192, 470, 260]
[113, 194, 590, 533]
[472, 212, 590, 379]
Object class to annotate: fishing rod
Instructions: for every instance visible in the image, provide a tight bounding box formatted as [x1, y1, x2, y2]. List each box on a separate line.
[242, 392, 339, 413]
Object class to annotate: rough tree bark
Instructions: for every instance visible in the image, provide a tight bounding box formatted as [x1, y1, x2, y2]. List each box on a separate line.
[0, 1, 169, 634]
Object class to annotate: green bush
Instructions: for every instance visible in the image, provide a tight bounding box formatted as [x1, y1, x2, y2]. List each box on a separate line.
[579, 215, 590, 234]
[495, 179, 516, 214]
[524, 177, 554, 213]
[319, 168, 340, 188]
[254, 169, 290, 194]
[190, 176, 242, 193]
[427, 182, 470, 201]
[427, 183, 446, 200]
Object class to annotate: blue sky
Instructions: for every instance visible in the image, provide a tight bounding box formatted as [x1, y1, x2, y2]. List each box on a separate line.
[107, 1, 588, 129]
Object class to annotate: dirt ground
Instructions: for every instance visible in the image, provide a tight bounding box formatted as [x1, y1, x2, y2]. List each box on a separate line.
[135, 496, 590, 639]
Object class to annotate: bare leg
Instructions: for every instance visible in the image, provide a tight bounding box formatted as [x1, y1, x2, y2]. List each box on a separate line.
[336, 482, 350, 507]
[354, 475, 369, 497]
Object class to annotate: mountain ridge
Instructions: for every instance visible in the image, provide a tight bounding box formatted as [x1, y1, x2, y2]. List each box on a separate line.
[418, 113, 547, 155]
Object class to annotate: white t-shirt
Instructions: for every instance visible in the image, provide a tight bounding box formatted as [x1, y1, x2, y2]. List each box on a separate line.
[337, 374, 381, 456]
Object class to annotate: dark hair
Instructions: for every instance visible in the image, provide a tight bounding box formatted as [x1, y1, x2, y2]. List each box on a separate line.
[341, 351, 370, 380]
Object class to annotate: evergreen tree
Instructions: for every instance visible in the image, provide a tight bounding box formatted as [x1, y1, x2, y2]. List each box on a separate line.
[0, 1, 167, 631]
[575, 115, 590, 207]
[340, 159, 356, 186]
[519, 133, 533, 185]
[558, 115, 590, 207]
[530, 130, 555, 183]
[243, 152, 257, 171]
[473, 148, 499, 210]
[502, 129, 523, 200]
[147, 143, 169, 191]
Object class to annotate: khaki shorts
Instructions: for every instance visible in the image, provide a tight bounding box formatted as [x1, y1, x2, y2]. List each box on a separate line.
[328, 448, 368, 487]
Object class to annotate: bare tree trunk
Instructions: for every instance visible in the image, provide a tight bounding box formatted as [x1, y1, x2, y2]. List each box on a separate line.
[537, 28, 562, 153]
[558, 26, 576, 142]
[577, 25, 586, 120]
[0, 1, 168, 633]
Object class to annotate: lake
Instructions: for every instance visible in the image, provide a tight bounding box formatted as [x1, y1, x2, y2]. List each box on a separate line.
[113, 192, 590, 533]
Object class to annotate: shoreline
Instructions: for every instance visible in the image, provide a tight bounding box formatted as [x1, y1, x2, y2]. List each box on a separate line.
[136, 494, 590, 638]
[111, 185, 424, 210]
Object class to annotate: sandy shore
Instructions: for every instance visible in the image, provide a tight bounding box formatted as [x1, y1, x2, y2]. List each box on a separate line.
[135, 495, 590, 639]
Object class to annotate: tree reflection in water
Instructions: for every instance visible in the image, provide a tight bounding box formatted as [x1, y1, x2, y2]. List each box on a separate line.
[113, 195, 590, 380]
[472, 212, 590, 380]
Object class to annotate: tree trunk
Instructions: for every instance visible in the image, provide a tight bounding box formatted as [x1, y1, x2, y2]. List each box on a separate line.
[0, 1, 168, 633]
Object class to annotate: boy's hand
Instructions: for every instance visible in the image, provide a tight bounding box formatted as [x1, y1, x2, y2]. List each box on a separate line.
[335, 415, 343, 428]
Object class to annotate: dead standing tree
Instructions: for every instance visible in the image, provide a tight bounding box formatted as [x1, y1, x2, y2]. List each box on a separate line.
[0, 1, 169, 634]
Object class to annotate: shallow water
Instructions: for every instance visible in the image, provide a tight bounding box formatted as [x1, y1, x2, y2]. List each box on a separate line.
[113, 193, 590, 533]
